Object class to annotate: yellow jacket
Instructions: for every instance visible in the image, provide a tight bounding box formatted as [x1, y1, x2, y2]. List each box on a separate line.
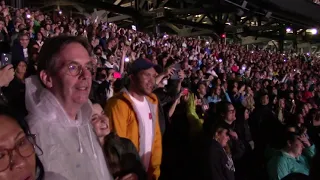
[105, 90, 162, 180]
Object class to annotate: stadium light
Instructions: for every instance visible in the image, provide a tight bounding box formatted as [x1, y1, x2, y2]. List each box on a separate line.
[286, 28, 292, 33]
[311, 28, 318, 35]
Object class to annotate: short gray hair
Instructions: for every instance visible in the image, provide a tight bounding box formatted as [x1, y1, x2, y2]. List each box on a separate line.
[37, 35, 92, 76]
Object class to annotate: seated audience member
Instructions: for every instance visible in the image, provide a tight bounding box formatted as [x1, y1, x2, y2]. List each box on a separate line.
[267, 132, 316, 180]
[91, 103, 147, 180]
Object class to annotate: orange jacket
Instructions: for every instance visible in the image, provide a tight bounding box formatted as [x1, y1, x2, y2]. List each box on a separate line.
[105, 90, 162, 180]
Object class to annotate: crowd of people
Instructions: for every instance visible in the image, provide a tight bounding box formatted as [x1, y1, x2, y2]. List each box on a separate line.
[1, 0, 320, 180]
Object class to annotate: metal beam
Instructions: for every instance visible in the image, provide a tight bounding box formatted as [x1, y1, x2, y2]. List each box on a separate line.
[179, 29, 214, 37]
[103, 15, 131, 22]
[164, 7, 231, 15]
[247, 25, 281, 32]
[168, 18, 216, 30]
[78, 0, 140, 19]
[161, 22, 181, 33]
[139, 0, 147, 9]
[196, 15, 205, 23]
[159, 0, 170, 7]
[114, 0, 123, 5]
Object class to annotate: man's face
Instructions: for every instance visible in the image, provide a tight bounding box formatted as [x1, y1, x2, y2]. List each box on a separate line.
[290, 137, 304, 157]
[198, 84, 207, 96]
[49, 43, 92, 106]
[109, 55, 116, 64]
[133, 68, 157, 95]
[18, 24, 25, 31]
[261, 95, 269, 105]
[19, 35, 29, 48]
[45, 24, 51, 31]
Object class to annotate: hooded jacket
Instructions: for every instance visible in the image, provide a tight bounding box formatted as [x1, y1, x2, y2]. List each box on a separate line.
[25, 76, 113, 180]
[205, 139, 235, 180]
[105, 89, 162, 180]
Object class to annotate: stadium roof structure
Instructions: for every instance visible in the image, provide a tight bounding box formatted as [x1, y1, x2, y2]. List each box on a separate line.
[26, 0, 320, 50]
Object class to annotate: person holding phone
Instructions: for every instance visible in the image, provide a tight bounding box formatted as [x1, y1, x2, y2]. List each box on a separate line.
[0, 64, 14, 106]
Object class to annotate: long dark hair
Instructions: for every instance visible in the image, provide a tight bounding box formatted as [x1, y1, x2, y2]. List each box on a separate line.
[0, 106, 44, 180]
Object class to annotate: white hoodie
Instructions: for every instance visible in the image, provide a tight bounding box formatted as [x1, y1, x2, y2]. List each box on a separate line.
[25, 76, 113, 180]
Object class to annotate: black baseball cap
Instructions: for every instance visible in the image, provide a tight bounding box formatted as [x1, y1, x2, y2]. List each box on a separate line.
[130, 58, 161, 74]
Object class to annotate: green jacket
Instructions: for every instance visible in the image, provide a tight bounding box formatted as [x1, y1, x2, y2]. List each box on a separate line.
[267, 145, 316, 180]
[186, 93, 204, 136]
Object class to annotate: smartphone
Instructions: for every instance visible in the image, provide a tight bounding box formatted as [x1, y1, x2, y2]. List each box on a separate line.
[171, 63, 181, 80]
[182, 88, 189, 96]
[131, 25, 137, 31]
[113, 72, 121, 79]
[1, 53, 12, 68]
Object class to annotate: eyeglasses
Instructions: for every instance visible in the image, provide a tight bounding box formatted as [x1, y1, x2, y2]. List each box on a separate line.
[66, 61, 94, 76]
[0, 134, 36, 172]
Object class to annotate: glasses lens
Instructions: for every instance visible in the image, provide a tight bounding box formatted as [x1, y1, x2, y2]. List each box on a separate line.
[0, 151, 9, 171]
[17, 136, 35, 158]
[68, 63, 81, 76]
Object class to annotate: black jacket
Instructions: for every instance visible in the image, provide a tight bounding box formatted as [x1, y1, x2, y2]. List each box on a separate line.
[154, 87, 180, 135]
[2, 77, 26, 116]
[104, 132, 147, 180]
[219, 121, 246, 161]
[0, 87, 8, 107]
[206, 139, 235, 180]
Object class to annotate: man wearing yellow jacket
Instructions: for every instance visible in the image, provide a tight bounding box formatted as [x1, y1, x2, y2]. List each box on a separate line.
[105, 58, 162, 180]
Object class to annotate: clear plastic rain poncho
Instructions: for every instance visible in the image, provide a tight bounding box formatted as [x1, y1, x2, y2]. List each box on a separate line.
[25, 76, 113, 180]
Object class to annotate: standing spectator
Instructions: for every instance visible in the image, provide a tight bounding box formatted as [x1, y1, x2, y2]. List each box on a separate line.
[24, 36, 113, 180]
[0, 17, 10, 53]
[106, 58, 162, 180]
[0, 64, 14, 106]
[12, 33, 29, 65]
[3, 61, 28, 117]
[205, 123, 235, 180]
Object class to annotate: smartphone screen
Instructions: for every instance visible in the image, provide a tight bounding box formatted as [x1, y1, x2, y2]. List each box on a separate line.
[1, 53, 12, 68]
[171, 63, 181, 80]
[131, 25, 137, 31]
[182, 88, 189, 96]
[113, 72, 121, 79]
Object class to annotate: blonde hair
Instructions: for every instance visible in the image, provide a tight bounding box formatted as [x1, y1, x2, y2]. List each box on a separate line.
[214, 127, 231, 156]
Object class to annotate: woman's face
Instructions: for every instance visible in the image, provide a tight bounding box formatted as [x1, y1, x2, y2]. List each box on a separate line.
[91, 104, 110, 138]
[225, 104, 236, 122]
[16, 61, 27, 74]
[0, 115, 36, 180]
[215, 86, 221, 96]
[303, 104, 309, 114]
[298, 114, 304, 124]
[244, 109, 249, 120]
[36, 33, 42, 40]
[216, 129, 230, 148]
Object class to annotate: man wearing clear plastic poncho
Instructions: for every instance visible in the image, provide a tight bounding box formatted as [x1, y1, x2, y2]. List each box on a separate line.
[24, 36, 113, 180]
